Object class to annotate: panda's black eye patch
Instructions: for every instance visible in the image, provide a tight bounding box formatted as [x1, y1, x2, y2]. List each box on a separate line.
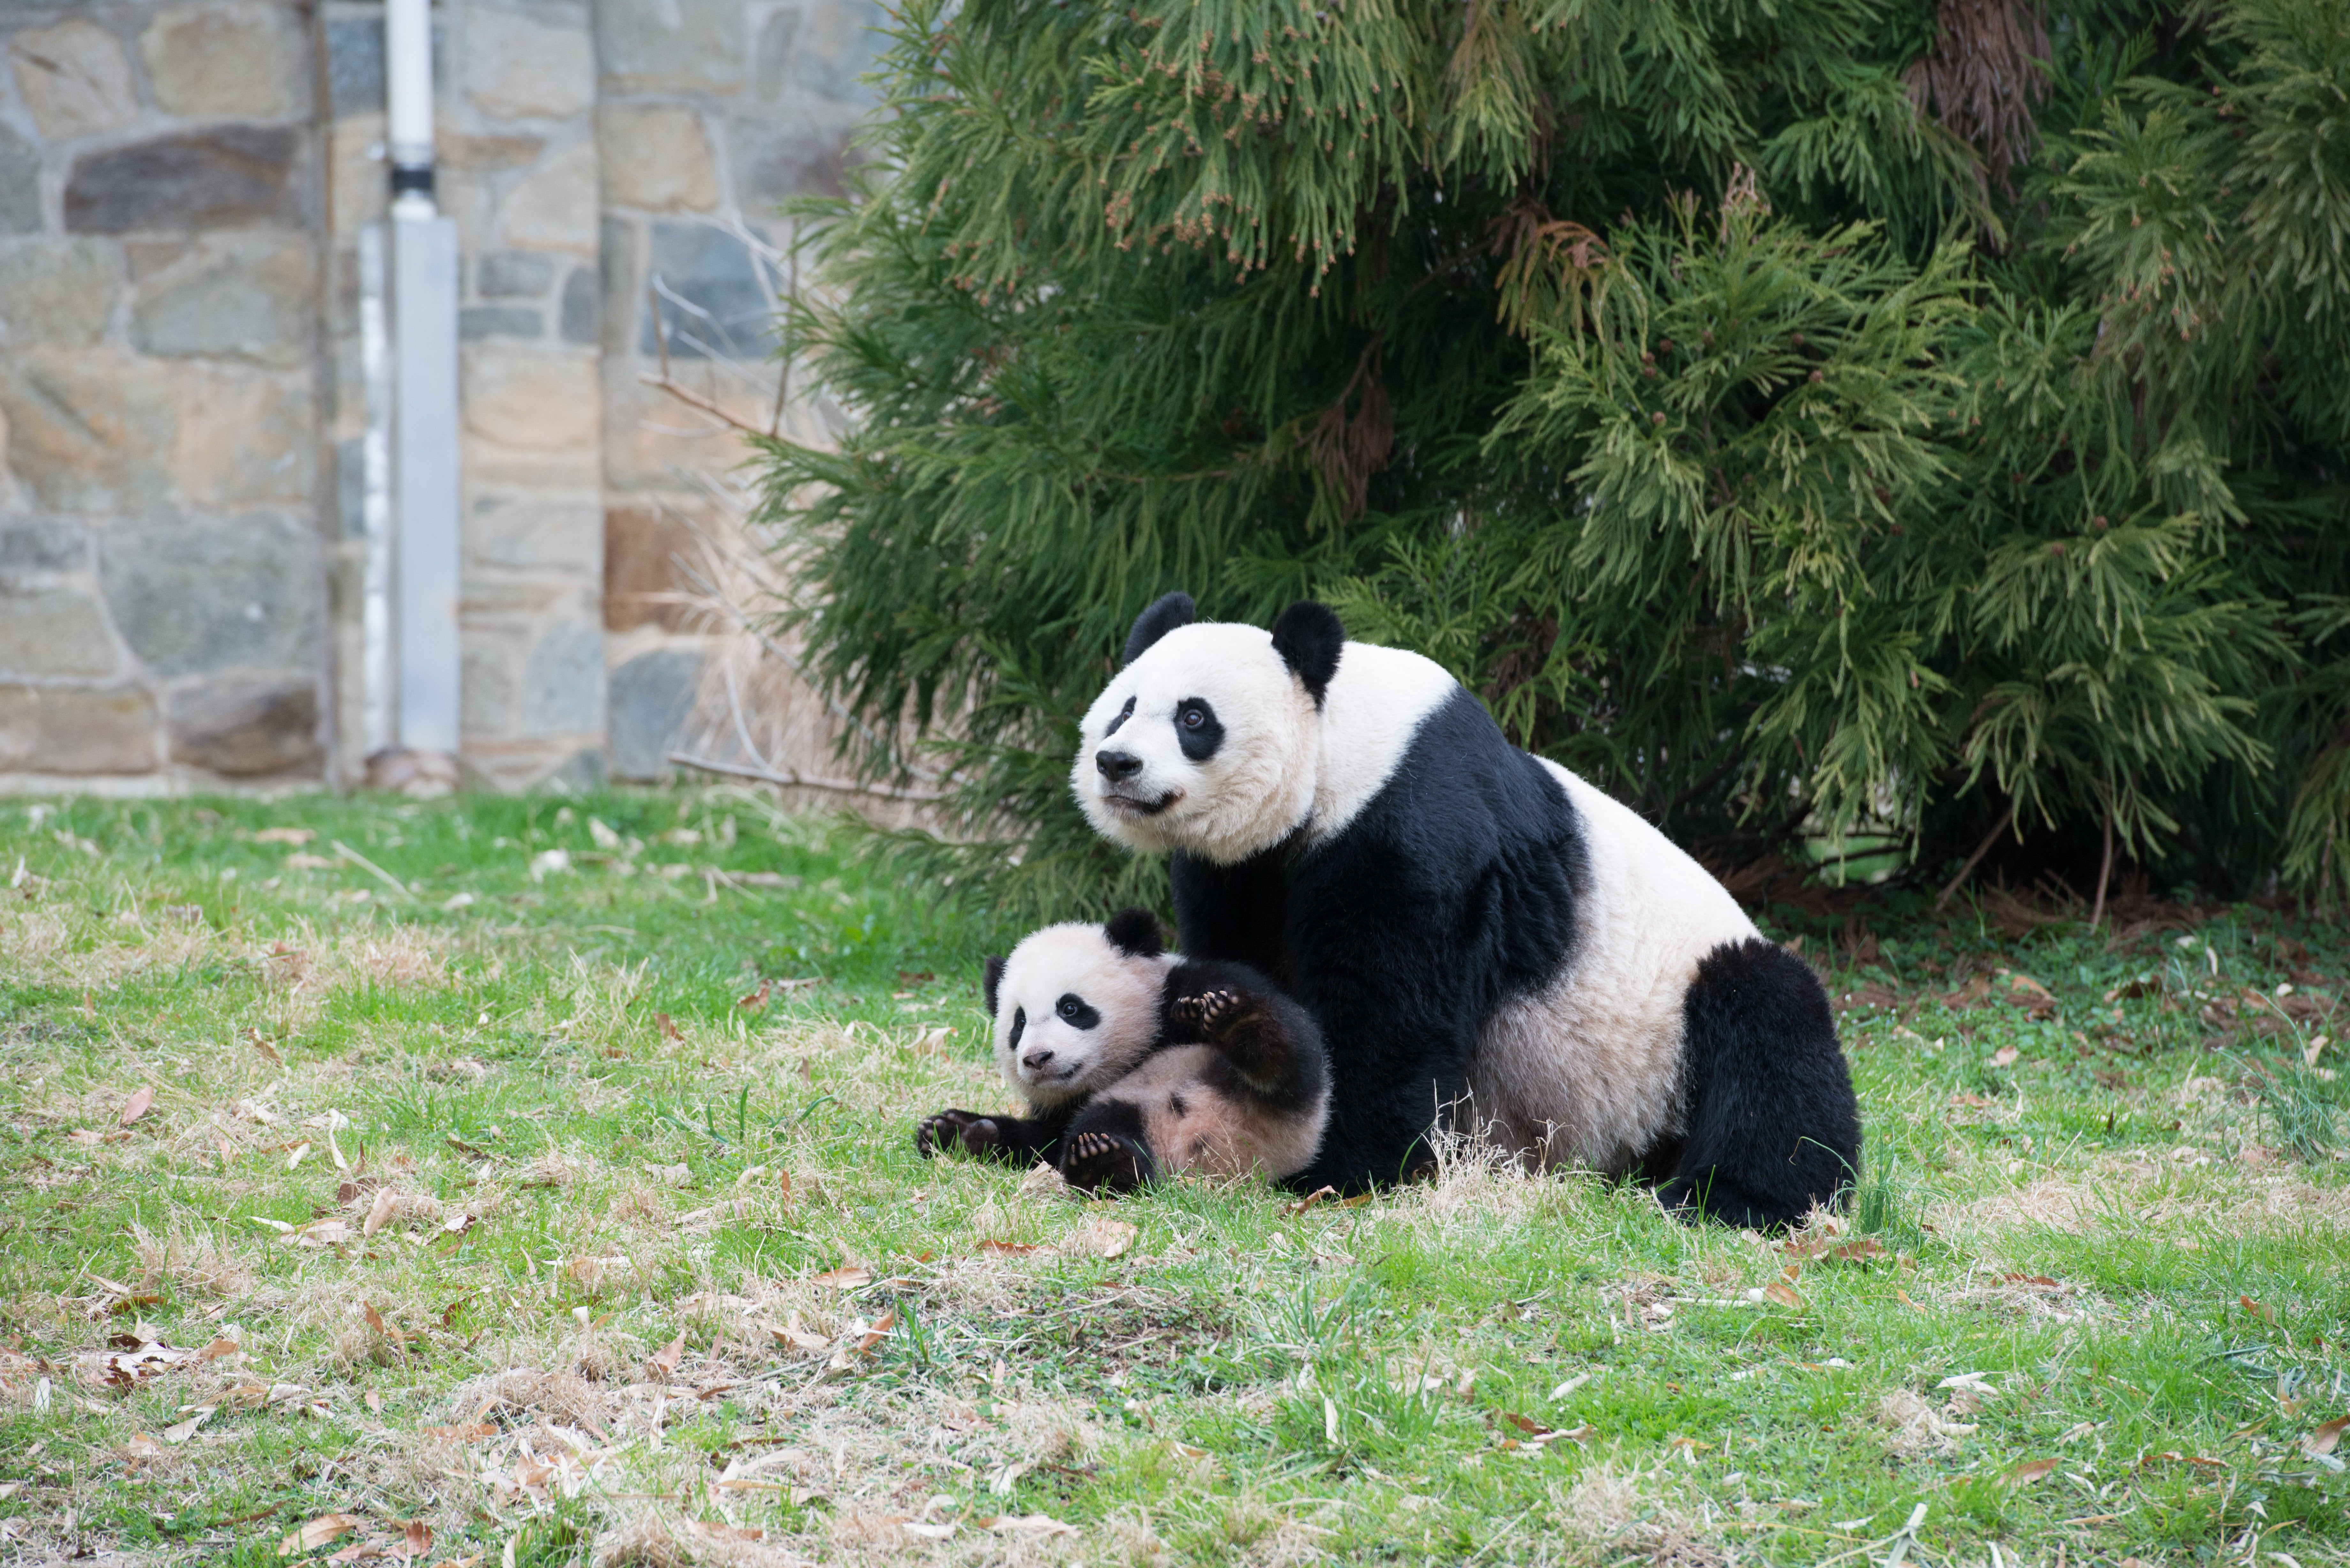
[1103, 694, 1136, 736]
[1055, 993, 1101, 1029]
[1174, 698, 1224, 762]
[1007, 1006, 1026, 1050]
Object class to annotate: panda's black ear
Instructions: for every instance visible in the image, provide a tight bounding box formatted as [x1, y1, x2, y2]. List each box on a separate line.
[1103, 906, 1165, 959]
[1122, 592, 1196, 666]
[982, 955, 1007, 1017]
[1271, 600, 1345, 705]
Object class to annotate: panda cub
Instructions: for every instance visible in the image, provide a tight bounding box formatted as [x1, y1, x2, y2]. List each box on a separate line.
[914, 908, 1329, 1192]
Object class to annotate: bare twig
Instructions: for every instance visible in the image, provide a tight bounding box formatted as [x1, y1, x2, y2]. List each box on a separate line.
[2091, 800, 2114, 933]
[640, 373, 773, 439]
[1935, 803, 2017, 911]
[666, 752, 948, 803]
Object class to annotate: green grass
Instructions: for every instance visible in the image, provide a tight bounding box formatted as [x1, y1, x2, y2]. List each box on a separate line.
[1, 788, 2346, 1566]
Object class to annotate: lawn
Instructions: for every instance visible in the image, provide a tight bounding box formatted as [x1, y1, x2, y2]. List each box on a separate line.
[1, 788, 2345, 1567]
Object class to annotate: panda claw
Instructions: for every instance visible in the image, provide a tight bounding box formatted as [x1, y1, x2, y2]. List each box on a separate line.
[916, 1109, 1001, 1159]
[1062, 1130, 1151, 1193]
[1171, 988, 1242, 1038]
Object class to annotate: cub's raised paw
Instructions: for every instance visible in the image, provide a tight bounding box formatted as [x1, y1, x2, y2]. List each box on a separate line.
[1170, 988, 1242, 1037]
[1062, 1129, 1152, 1194]
[916, 1109, 1001, 1159]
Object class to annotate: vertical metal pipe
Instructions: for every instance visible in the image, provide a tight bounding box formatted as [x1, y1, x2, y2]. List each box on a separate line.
[358, 223, 393, 755]
[384, 0, 462, 756]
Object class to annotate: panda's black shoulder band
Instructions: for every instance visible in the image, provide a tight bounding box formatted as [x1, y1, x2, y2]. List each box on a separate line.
[1103, 906, 1165, 958]
[1123, 592, 1196, 666]
[982, 954, 1007, 1017]
[1271, 600, 1344, 705]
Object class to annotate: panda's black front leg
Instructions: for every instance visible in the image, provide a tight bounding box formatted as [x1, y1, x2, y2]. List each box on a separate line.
[915, 1107, 1071, 1165]
[1171, 987, 1326, 1110]
[1058, 1099, 1158, 1194]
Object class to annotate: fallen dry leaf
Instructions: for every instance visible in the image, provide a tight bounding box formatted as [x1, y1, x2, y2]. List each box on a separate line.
[2240, 1294, 2276, 1324]
[853, 1309, 898, 1356]
[770, 1323, 830, 1354]
[737, 979, 773, 1011]
[393, 1520, 432, 1562]
[656, 1013, 684, 1043]
[280, 1513, 362, 1555]
[119, 1087, 154, 1126]
[651, 1331, 686, 1377]
[1763, 1280, 1805, 1310]
[984, 1514, 1077, 1537]
[978, 1240, 1041, 1255]
[1065, 1215, 1138, 1259]
[2007, 1457, 2059, 1485]
[1285, 1186, 1340, 1216]
[2304, 1416, 2350, 1458]
[363, 1303, 403, 1346]
[814, 1265, 873, 1289]
[419, 1422, 499, 1442]
[1990, 1045, 2020, 1067]
[163, 1406, 215, 1443]
[362, 1187, 399, 1238]
[254, 827, 316, 845]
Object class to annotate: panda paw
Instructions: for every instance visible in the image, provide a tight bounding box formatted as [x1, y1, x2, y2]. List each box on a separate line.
[916, 1109, 1002, 1159]
[1062, 1130, 1152, 1194]
[1171, 988, 1243, 1038]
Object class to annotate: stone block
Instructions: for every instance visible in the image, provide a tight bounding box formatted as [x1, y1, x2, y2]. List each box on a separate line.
[329, 112, 386, 235]
[9, 20, 139, 142]
[609, 647, 701, 779]
[499, 137, 596, 253]
[598, 214, 633, 356]
[468, 7, 593, 122]
[164, 669, 322, 775]
[441, 131, 545, 173]
[753, 9, 800, 100]
[599, 106, 717, 212]
[99, 515, 318, 677]
[324, 16, 385, 116]
[0, 520, 87, 573]
[793, 0, 887, 105]
[460, 305, 542, 340]
[469, 493, 599, 573]
[603, 365, 770, 488]
[335, 436, 364, 538]
[140, 3, 301, 120]
[0, 684, 158, 774]
[592, 0, 745, 95]
[131, 234, 311, 366]
[0, 349, 176, 511]
[479, 250, 554, 297]
[463, 349, 600, 451]
[559, 265, 596, 344]
[0, 587, 117, 676]
[522, 620, 603, 736]
[65, 126, 301, 235]
[603, 504, 701, 631]
[0, 125, 39, 234]
[731, 117, 853, 205]
[641, 222, 776, 359]
[172, 366, 316, 506]
[0, 239, 118, 349]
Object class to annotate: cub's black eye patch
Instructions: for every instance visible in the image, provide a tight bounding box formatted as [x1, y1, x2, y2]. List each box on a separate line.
[1174, 698, 1224, 762]
[1007, 1006, 1026, 1050]
[1103, 694, 1136, 736]
[1055, 993, 1102, 1029]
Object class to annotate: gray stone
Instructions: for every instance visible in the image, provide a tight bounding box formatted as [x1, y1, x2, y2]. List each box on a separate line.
[598, 105, 718, 210]
[640, 222, 776, 359]
[99, 516, 319, 678]
[608, 647, 700, 780]
[479, 249, 554, 297]
[753, 8, 800, 99]
[793, 0, 887, 104]
[0, 684, 158, 774]
[731, 118, 853, 205]
[591, 0, 745, 94]
[467, 7, 593, 121]
[521, 621, 603, 736]
[459, 305, 542, 340]
[65, 127, 301, 235]
[10, 19, 138, 141]
[165, 670, 322, 776]
[141, 3, 302, 120]
[325, 17, 385, 115]
[559, 265, 595, 344]
[0, 239, 117, 349]
[0, 350, 177, 511]
[537, 747, 609, 793]
[131, 236, 311, 365]
[0, 520, 87, 573]
[172, 365, 316, 506]
[335, 437, 364, 539]
[0, 588, 116, 677]
[0, 125, 39, 235]
[598, 214, 633, 357]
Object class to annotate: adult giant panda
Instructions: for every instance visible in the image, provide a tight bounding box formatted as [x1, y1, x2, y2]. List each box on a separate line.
[1070, 592, 1861, 1227]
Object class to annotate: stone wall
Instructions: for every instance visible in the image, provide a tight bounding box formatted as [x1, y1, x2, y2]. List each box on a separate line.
[0, 0, 881, 793]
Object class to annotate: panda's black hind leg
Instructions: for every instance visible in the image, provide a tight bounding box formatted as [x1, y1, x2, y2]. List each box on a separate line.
[1059, 1099, 1158, 1194]
[1664, 938, 1860, 1230]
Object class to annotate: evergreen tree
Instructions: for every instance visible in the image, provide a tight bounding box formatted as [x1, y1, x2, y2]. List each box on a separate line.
[751, 0, 2350, 919]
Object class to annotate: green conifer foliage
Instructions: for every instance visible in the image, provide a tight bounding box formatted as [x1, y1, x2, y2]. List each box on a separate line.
[751, 0, 2350, 918]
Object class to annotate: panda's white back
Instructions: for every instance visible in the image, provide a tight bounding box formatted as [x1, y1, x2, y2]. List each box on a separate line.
[1469, 760, 1760, 1172]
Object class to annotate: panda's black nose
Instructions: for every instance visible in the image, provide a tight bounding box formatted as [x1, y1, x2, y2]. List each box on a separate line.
[1095, 750, 1143, 782]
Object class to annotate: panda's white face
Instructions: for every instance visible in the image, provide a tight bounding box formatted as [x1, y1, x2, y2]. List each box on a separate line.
[990, 923, 1172, 1107]
[1070, 623, 1319, 865]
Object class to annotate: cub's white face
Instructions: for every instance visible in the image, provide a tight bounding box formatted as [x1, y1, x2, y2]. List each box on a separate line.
[990, 924, 1172, 1108]
[1070, 623, 1319, 865]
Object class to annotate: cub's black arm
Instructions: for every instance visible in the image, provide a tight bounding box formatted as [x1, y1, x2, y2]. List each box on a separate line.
[914, 1103, 1076, 1165]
